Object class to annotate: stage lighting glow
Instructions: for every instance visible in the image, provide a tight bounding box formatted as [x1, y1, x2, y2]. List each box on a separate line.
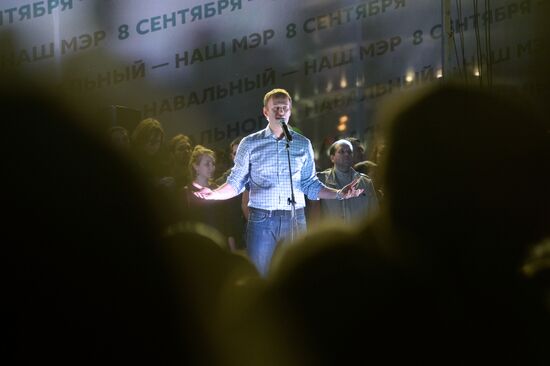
[340, 76, 348, 88]
[337, 115, 349, 132]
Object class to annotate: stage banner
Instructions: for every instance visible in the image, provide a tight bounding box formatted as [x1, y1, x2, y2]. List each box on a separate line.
[0, 0, 543, 157]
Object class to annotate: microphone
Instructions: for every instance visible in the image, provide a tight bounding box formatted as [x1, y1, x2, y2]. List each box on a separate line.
[279, 118, 293, 141]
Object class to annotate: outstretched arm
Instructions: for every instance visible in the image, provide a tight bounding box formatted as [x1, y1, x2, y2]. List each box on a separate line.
[317, 177, 364, 200]
[193, 182, 239, 200]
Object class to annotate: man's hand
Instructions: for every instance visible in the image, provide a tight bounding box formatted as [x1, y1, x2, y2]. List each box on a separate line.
[193, 183, 216, 200]
[193, 182, 239, 201]
[339, 177, 364, 199]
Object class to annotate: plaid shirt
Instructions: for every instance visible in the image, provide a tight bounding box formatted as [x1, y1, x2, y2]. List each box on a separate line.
[226, 126, 323, 210]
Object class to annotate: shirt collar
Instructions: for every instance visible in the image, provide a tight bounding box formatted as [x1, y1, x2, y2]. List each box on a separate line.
[263, 124, 293, 140]
[263, 125, 275, 139]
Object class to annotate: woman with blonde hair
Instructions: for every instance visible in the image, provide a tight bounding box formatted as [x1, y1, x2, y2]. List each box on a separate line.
[184, 146, 236, 250]
[188, 145, 216, 190]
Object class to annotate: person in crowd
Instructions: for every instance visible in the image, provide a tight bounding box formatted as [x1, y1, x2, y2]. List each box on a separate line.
[345, 137, 365, 166]
[352, 159, 377, 176]
[193, 88, 364, 276]
[4, 82, 220, 364]
[348, 136, 376, 176]
[169, 133, 193, 190]
[309, 139, 378, 226]
[188, 145, 217, 191]
[372, 82, 550, 364]
[108, 125, 130, 151]
[184, 145, 237, 250]
[131, 117, 174, 189]
[354, 138, 385, 199]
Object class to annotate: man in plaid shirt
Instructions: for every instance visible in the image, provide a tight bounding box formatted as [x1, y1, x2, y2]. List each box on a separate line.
[195, 88, 363, 276]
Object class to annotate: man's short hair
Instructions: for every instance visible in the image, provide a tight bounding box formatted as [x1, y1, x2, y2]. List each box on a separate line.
[328, 139, 354, 156]
[263, 88, 292, 106]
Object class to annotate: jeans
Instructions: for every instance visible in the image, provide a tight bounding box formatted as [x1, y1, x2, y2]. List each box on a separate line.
[246, 207, 307, 277]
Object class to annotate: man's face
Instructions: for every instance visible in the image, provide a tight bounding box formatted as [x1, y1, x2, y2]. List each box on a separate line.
[331, 143, 353, 171]
[263, 96, 291, 124]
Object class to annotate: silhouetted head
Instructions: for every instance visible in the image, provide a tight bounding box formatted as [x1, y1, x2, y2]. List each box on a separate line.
[108, 125, 130, 150]
[131, 117, 165, 156]
[345, 137, 365, 165]
[378, 83, 549, 265]
[3, 84, 213, 364]
[169, 133, 193, 165]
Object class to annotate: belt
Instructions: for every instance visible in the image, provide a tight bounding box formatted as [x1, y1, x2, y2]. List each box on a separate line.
[250, 207, 304, 217]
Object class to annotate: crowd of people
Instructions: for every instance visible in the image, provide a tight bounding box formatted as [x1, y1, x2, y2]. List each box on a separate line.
[105, 116, 247, 251]
[9, 79, 550, 364]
